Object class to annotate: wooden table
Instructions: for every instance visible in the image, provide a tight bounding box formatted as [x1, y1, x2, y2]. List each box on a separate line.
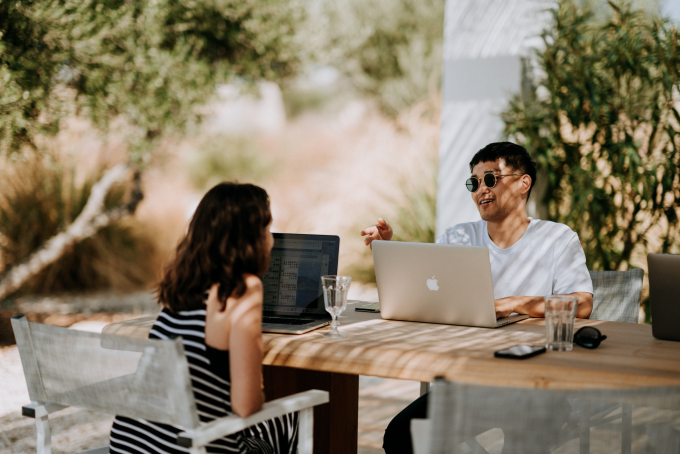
[103, 303, 680, 454]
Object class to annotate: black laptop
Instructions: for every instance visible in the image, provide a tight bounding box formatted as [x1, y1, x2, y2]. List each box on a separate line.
[648, 253, 680, 342]
[262, 233, 340, 334]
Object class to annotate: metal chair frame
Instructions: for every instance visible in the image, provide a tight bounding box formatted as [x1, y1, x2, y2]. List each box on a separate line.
[12, 315, 328, 454]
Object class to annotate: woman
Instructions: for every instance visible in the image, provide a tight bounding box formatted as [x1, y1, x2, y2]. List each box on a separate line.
[109, 183, 297, 454]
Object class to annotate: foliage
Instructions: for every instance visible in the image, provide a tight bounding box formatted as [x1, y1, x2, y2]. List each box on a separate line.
[0, 153, 157, 293]
[0, 0, 308, 159]
[321, 0, 444, 116]
[390, 165, 437, 244]
[186, 135, 273, 190]
[502, 0, 680, 271]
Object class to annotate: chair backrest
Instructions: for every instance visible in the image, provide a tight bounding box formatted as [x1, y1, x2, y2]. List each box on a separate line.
[425, 378, 680, 454]
[11, 315, 201, 429]
[589, 269, 644, 323]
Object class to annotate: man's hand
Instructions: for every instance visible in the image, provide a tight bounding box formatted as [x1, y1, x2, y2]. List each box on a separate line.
[361, 218, 394, 249]
[494, 292, 593, 319]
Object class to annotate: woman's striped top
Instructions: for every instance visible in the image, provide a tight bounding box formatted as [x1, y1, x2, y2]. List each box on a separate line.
[108, 307, 297, 454]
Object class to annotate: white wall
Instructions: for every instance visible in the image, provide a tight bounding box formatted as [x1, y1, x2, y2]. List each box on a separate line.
[437, 0, 550, 236]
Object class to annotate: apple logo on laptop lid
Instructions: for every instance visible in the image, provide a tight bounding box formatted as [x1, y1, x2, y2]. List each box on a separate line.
[427, 276, 439, 291]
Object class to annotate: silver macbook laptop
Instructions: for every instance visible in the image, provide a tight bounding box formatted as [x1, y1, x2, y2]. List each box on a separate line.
[372, 241, 529, 328]
[261, 233, 339, 334]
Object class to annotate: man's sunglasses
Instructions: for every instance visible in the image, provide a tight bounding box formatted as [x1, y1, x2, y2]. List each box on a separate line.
[465, 173, 524, 193]
[573, 327, 607, 349]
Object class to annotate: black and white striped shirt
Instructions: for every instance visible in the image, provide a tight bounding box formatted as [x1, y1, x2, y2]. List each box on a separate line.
[109, 307, 297, 454]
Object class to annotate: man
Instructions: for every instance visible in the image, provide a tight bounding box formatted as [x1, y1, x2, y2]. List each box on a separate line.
[361, 142, 593, 454]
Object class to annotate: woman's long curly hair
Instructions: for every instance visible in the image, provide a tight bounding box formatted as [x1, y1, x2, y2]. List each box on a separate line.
[157, 182, 272, 312]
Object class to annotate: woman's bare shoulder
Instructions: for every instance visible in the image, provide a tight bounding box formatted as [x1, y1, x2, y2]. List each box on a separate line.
[226, 274, 263, 308]
[242, 274, 263, 292]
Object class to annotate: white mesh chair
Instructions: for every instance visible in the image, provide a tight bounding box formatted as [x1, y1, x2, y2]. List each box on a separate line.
[11, 315, 328, 454]
[589, 269, 644, 323]
[411, 377, 680, 454]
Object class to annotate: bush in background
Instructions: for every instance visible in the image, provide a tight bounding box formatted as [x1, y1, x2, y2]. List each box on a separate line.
[349, 159, 437, 284]
[503, 0, 680, 272]
[0, 153, 158, 295]
[321, 0, 444, 116]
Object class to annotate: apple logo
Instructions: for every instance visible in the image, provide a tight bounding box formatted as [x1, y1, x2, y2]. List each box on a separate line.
[426, 276, 439, 291]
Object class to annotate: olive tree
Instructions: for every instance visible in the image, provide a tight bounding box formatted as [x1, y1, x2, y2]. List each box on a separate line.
[0, 0, 307, 299]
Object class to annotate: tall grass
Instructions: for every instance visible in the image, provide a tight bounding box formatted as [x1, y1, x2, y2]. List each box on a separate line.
[348, 158, 437, 284]
[0, 152, 157, 296]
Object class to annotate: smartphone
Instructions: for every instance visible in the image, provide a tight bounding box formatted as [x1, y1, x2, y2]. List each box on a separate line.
[494, 345, 546, 359]
[354, 302, 380, 313]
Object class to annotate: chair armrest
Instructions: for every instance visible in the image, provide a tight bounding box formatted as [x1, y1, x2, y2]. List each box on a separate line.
[177, 389, 329, 448]
[22, 402, 68, 418]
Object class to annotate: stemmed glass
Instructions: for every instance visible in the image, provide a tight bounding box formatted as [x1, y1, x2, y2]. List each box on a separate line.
[321, 275, 352, 338]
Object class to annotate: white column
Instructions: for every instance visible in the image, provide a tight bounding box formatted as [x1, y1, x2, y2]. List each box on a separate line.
[437, 0, 550, 236]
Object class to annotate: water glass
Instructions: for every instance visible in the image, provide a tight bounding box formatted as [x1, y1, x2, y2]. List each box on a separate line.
[545, 295, 578, 351]
[321, 275, 352, 339]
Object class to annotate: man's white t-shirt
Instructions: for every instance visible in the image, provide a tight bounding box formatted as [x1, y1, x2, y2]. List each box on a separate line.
[436, 218, 593, 299]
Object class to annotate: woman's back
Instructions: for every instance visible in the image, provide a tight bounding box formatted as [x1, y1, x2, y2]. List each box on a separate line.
[108, 183, 298, 454]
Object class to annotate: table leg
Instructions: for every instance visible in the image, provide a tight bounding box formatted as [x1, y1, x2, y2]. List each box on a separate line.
[263, 365, 359, 454]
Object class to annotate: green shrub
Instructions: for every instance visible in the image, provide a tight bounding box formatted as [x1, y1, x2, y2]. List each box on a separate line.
[321, 0, 444, 116]
[503, 0, 680, 272]
[0, 153, 157, 295]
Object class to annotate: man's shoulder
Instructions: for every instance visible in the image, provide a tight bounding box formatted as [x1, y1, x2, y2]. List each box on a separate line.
[530, 219, 577, 238]
[439, 220, 486, 245]
[446, 219, 486, 234]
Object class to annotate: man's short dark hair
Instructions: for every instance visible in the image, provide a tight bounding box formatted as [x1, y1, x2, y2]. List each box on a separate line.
[469, 142, 537, 200]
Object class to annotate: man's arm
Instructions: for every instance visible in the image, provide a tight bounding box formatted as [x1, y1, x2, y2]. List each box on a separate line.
[494, 292, 593, 319]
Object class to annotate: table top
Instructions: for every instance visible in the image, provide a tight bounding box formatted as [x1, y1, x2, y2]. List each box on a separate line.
[102, 302, 680, 390]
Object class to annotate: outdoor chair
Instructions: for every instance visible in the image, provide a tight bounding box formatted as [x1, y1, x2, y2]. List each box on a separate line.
[589, 269, 644, 323]
[550, 269, 645, 453]
[11, 315, 329, 454]
[411, 377, 680, 454]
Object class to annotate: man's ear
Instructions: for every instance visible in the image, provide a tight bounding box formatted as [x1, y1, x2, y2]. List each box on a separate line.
[520, 174, 532, 196]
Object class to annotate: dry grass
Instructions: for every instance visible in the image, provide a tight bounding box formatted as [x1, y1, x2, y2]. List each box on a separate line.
[0, 93, 440, 296]
[0, 149, 158, 296]
[241, 99, 440, 280]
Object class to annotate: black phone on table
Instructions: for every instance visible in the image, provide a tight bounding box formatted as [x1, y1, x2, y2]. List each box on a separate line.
[494, 345, 546, 359]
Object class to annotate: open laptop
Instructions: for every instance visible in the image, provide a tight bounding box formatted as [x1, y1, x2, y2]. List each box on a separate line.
[261, 233, 339, 334]
[372, 241, 528, 328]
[648, 253, 680, 342]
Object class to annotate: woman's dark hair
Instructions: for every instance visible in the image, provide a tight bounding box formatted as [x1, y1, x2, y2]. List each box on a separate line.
[469, 142, 537, 200]
[157, 182, 272, 312]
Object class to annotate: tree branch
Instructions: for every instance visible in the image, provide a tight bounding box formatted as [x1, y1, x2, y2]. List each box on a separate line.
[0, 164, 144, 301]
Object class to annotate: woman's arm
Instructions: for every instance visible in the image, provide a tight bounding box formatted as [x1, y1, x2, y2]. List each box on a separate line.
[227, 275, 265, 418]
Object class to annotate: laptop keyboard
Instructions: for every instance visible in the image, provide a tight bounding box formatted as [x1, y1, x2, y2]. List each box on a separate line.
[262, 316, 317, 326]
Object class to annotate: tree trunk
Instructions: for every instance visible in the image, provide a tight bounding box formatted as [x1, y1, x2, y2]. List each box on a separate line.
[0, 164, 144, 301]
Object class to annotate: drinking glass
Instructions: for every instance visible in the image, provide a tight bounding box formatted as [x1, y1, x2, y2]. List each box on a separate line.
[545, 295, 578, 351]
[321, 275, 352, 339]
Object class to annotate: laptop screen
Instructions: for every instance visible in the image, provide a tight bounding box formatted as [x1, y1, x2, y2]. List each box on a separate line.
[263, 233, 340, 316]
